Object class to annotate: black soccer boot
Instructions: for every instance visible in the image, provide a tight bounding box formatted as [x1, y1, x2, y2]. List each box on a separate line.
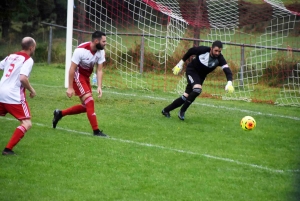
[178, 110, 185, 121]
[161, 109, 171, 118]
[52, 109, 62, 128]
[2, 148, 16, 156]
[93, 129, 109, 138]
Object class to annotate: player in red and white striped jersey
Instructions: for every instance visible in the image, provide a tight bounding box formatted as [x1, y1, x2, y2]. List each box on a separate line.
[52, 31, 108, 137]
[0, 37, 36, 155]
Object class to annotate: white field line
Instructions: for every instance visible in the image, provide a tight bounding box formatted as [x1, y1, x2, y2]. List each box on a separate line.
[32, 83, 300, 121]
[1, 117, 299, 174]
[105, 91, 300, 121]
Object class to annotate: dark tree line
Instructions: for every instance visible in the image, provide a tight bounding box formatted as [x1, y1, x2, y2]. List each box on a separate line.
[0, 0, 67, 39]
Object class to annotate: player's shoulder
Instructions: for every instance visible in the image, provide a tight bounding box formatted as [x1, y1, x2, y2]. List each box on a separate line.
[196, 46, 210, 52]
[9, 52, 32, 63]
[77, 42, 91, 49]
[201, 46, 210, 50]
[218, 53, 226, 60]
[96, 49, 105, 55]
[16, 51, 30, 58]
[75, 42, 91, 52]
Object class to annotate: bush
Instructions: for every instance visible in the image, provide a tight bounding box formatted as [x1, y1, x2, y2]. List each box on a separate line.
[262, 56, 299, 87]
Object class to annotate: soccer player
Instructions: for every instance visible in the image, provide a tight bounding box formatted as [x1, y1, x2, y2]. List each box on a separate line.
[0, 37, 37, 155]
[52, 31, 108, 137]
[162, 40, 233, 120]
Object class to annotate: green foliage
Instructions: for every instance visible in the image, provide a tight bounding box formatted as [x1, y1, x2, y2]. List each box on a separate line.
[0, 0, 67, 39]
[263, 55, 300, 87]
[29, 39, 65, 63]
[32, 42, 48, 63]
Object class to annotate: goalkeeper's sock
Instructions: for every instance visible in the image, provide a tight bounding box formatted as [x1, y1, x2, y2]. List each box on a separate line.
[164, 95, 186, 112]
[84, 96, 99, 130]
[180, 88, 202, 113]
[62, 104, 86, 116]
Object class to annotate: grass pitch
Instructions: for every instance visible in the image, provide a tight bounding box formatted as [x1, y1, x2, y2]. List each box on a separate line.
[0, 64, 300, 201]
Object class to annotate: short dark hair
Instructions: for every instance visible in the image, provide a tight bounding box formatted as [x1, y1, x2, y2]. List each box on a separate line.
[212, 40, 223, 49]
[92, 31, 106, 41]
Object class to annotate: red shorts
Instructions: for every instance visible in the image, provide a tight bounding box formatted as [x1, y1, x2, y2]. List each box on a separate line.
[0, 101, 31, 120]
[73, 75, 92, 97]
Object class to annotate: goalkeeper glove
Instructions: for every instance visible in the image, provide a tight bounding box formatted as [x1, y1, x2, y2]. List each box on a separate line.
[225, 81, 234, 91]
[172, 60, 184, 75]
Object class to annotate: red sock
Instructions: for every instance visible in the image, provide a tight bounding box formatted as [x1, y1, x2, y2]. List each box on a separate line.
[84, 97, 98, 130]
[62, 104, 86, 116]
[6, 126, 27, 150]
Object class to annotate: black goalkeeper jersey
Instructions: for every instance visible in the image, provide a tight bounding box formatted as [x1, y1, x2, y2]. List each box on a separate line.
[182, 46, 228, 76]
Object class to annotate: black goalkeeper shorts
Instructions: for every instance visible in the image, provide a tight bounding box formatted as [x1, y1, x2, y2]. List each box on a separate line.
[185, 67, 206, 94]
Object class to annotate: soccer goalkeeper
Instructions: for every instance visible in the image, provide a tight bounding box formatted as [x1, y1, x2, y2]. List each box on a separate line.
[162, 40, 233, 120]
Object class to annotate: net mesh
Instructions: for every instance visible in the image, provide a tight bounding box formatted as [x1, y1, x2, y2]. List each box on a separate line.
[71, 0, 300, 106]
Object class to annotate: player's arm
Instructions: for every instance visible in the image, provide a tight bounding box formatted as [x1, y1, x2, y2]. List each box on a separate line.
[222, 64, 233, 82]
[20, 59, 35, 98]
[182, 46, 205, 61]
[66, 61, 77, 98]
[219, 55, 233, 91]
[96, 63, 104, 98]
[68, 61, 77, 89]
[20, 74, 36, 98]
[172, 46, 206, 75]
[222, 64, 233, 91]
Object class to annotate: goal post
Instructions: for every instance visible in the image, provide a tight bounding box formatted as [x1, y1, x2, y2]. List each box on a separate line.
[66, 0, 300, 106]
[65, 0, 74, 88]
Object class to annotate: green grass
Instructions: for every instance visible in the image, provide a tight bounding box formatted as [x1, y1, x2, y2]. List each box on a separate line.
[0, 64, 300, 201]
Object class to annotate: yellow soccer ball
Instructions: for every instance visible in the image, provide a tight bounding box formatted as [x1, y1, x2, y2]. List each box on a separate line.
[240, 116, 256, 131]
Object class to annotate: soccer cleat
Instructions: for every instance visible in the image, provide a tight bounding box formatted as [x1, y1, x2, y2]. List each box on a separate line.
[2, 148, 16, 156]
[52, 109, 62, 128]
[161, 110, 170, 118]
[93, 130, 109, 138]
[178, 110, 185, 121]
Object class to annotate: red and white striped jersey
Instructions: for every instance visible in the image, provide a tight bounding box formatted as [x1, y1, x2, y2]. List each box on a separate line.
[71, 42, 105, 78]
[0, 52, 33, 104]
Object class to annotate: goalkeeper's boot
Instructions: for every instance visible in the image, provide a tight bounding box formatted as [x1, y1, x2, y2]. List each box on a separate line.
[178, 110, 185, 121]
[94, 129, 109, 138]
[161, 110, 170, 118]
[52, 109, 62, 128]
[2, 148, 16, 156]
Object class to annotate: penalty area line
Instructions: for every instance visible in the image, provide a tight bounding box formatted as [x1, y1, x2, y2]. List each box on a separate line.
[1, 117, 299, 174]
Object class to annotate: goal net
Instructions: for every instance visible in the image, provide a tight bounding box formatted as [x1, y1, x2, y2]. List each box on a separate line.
[68, 0, 300, 106]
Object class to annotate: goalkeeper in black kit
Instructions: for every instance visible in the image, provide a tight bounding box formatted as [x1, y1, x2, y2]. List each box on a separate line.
[162, 40, 234, 120]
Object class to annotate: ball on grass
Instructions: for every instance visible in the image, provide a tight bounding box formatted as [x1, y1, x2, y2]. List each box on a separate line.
[240, 116, 256, 131]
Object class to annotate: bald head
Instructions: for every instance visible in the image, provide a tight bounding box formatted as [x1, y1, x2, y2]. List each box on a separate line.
[21, 37, 36, 51]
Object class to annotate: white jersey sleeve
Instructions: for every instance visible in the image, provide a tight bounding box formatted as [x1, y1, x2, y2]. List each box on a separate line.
[0, 56, 7, 70]
[71, 48, 82, 65]
[20, 58, 34, 77]
[97, 50, 106, 64]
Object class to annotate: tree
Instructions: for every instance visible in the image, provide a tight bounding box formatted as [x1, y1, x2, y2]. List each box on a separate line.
[0, 0, 19, 39]
[0, 0, 67, 39]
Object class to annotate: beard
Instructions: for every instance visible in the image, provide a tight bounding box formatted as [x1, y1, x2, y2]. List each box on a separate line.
[210, 52, 219, 58]
[96, 43, 104, 50]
